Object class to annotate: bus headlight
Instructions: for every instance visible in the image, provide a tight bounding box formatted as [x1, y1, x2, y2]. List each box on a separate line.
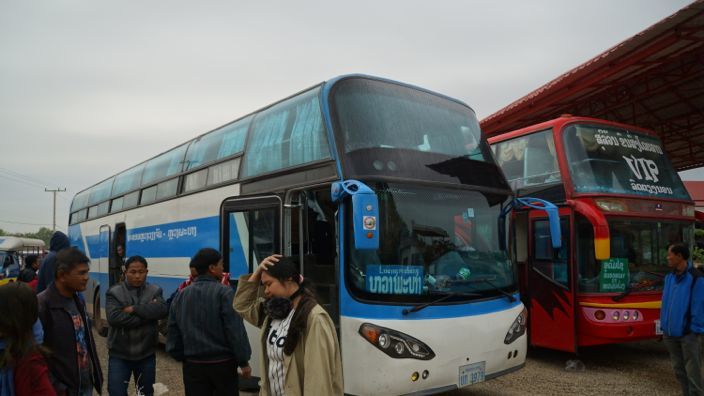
[359, 323, 435, 360]
[504, 307, 528, 344]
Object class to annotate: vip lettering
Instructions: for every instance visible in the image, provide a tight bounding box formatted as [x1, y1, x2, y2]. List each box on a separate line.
[623, 155, 659, 183]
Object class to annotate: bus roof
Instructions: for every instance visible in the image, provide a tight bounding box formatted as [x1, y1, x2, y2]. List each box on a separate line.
[487, 115, 659, 144]
[0, 236, 46, 252]
[71, 74, 475, 211]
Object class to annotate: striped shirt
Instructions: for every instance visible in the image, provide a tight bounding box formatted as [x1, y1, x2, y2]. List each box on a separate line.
[267, 308, 295, 396]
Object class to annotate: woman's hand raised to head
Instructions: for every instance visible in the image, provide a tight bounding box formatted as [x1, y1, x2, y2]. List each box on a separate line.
[248, 254, 282, 282]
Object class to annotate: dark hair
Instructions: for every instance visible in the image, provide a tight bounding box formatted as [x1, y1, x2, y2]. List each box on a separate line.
[190, 248, 222, 275]
[0, 283, 41, 368]
[669, 243, 690, 261]
[55, 248, 90, 279]
[266, 256, 317, 355]
[125, 255, 148, 270]
[24, 254, 39, 268]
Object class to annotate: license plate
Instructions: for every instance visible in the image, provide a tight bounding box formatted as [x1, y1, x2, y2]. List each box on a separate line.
[459, 361, 486, 388]
[655, 319, 662, 335]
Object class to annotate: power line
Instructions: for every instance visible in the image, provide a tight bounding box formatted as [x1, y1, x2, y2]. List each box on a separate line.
[0, 219, 53, 226]
[0, 167, 54, 187]
[45, 188, 67, 231]
[0, 169, 73, 203]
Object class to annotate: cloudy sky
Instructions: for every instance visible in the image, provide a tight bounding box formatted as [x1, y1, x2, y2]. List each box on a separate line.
[0, 0, 698, 233]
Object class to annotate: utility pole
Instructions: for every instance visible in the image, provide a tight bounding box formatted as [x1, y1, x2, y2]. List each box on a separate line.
[45, 187, 66, 231]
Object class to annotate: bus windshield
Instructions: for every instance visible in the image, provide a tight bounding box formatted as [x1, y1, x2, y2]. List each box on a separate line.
[577, 217, 693, 293]
[346, 183, 514, 303]
[331, 78, 488, 162]
[563, 124, 690, 200]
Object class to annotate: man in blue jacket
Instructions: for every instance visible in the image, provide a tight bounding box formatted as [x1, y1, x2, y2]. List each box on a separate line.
[661, 243, 704, 396]
[37, 231, 71, 293]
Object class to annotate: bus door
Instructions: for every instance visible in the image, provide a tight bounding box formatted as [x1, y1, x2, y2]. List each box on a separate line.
[526, 209, 576, 352]
[221, 195, 281, 385]
[221, 195, 282, 280]
[98, 225, 111, 286]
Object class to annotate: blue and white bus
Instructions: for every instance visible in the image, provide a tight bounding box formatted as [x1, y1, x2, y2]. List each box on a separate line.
[68, 75, 527, 395]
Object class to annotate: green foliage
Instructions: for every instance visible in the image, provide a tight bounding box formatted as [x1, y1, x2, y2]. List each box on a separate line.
[696, 228, 704, 240]
[2, 227, 53, 246]
[694, 246, 704, 264]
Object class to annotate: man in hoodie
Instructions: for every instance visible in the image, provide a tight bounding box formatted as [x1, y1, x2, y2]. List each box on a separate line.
[37, 231, 71, 293]
[106, 255, 168, 396]
[661, 243, 704, 396]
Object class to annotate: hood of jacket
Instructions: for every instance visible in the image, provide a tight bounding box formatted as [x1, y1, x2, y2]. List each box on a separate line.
[49, 231, 70, 252]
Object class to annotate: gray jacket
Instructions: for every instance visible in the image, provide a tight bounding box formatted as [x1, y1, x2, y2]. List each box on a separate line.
[106, 281, 168, 360]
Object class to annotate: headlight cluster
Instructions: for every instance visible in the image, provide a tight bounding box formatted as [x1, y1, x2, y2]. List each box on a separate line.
[504, 307, 528, 344]
[359, 323, 435, 360]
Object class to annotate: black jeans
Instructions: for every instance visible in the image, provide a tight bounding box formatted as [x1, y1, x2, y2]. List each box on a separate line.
[183, 359, 239, 396]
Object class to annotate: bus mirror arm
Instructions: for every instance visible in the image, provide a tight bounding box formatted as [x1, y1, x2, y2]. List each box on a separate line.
[515, 198, 561, 249]
[331, 180, 379, 250]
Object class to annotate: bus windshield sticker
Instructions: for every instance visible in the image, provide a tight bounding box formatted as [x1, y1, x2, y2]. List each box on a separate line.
[365, 265, 424, 295]
[599, 258, 629, 292]
[462, 208, 475, 220]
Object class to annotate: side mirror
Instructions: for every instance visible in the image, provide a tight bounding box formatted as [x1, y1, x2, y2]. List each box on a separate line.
[332, 180, 379, 250]
[516, 197, 561, 249]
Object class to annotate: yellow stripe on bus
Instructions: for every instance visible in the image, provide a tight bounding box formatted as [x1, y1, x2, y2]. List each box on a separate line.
[579, 301, 661, 309]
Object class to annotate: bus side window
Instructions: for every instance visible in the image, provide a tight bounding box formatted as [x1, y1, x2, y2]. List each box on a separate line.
[532, 218, 570, 288]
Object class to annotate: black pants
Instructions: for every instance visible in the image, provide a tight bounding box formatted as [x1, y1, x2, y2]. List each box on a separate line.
[183, 359, 239, 396]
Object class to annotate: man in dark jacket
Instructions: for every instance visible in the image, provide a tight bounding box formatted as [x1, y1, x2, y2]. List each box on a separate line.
[37, 231, 71, 293]
[661, 243, 704, 395]
[166, 248, 251, 395]
[38, 247, 103, 396]
[106, 255, 167, 396]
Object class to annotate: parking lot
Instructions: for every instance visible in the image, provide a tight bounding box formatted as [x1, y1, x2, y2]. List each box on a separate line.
[93, 331, 679, 395]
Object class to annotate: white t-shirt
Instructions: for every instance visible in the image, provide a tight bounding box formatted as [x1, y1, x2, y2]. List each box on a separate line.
[267, 308, 295, 396]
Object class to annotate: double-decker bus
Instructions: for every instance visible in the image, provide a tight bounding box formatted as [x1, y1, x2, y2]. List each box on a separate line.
[69, 75, 526, 394]
[488, 115, 695, 353]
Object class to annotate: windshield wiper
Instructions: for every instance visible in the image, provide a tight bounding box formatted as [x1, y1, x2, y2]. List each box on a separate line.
[453, 276, 516, 302]
[402, 291, 481, 315]
[612, 276, 664, 302]
[476, 277, 516, 302]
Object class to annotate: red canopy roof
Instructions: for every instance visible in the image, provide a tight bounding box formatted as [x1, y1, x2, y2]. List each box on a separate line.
[481, 0, 704, 171]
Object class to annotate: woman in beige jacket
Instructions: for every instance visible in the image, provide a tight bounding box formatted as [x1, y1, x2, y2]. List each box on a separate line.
[233, 255, 343, 396]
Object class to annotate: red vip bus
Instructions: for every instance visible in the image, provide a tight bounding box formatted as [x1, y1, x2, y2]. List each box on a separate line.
[488, 115, 696, 353]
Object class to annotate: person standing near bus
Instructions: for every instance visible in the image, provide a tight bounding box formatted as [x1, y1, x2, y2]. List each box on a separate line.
[0, 282, 56, 396]
[106, 255, 167, 396]
[661, 243, 704, 396]
[38, 248, 102, 396]
[18, 254, 40, 291]
[36, 231, 71, 293]
[234, 254, 343, 396]
[166, 248, 251, 395]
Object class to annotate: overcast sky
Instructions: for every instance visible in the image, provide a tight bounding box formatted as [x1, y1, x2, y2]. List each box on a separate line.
[0, 0, 698, 233]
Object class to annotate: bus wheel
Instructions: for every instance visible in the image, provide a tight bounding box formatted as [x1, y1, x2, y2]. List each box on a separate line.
[93, 292, 108, 337]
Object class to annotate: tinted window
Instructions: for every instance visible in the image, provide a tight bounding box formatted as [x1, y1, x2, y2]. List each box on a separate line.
[184, 169, 208, 193]
[111, 197, 124, 213]
[493, 129, 560, 190]
[112, 164, 145, 196]
[563, 124, 689, 199]
[123, 191, 140, 209]
[156, 178, 179, 200]
[185, 116, 251, 171]
[71, 190, 90, 211]
[88, 178, 115, 206]
[96, 201, 110, 217]
[533, 219, 570, 288]
[88, 205, 98, 219]
[242, 88, 329, 177]
[141, 144, 189, 185]
[140, 185, 157, 205]
[208, 158, 240, 186]
[332, 78, 488, 162]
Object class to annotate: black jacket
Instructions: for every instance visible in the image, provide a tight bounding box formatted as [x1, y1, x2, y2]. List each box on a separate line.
[166, 275, 251, 366]
[106, 281, 168, 360]
[37, 283, 103, 395]
[36, 231, 70, 293]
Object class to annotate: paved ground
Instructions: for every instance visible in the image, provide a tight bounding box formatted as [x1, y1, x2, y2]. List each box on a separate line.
[92, 331, 678, 395]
